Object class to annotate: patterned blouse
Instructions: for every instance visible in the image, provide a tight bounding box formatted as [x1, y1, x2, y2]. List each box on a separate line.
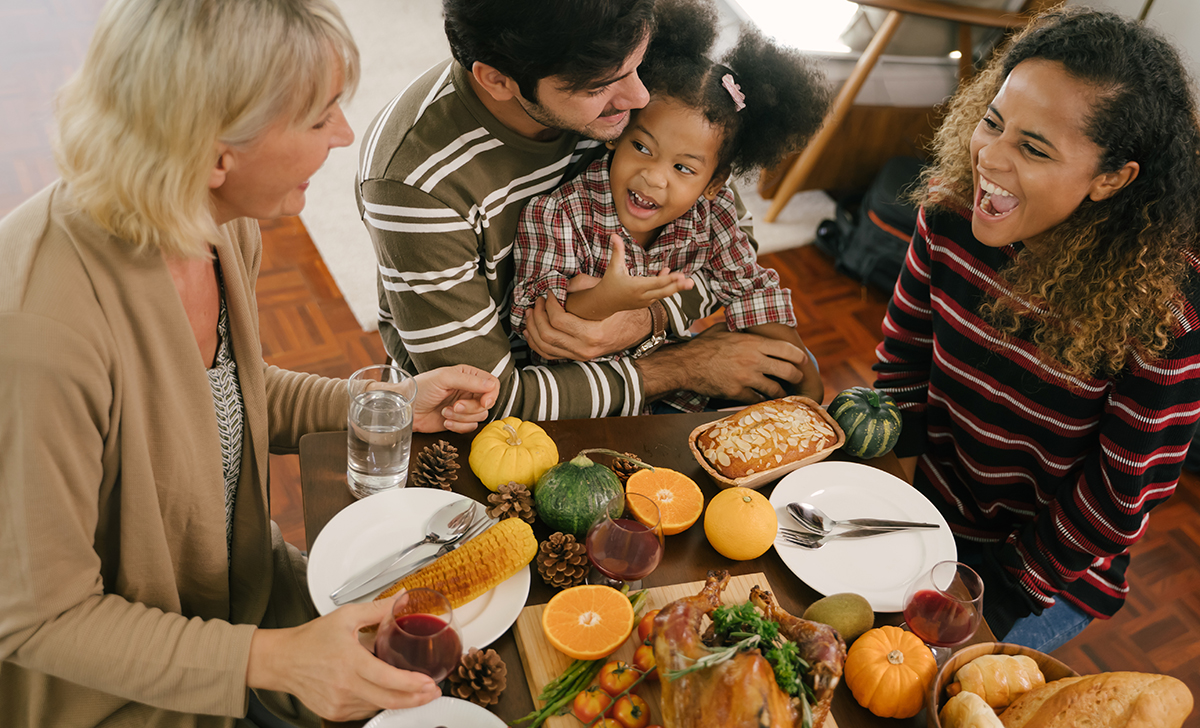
[206, 266, 244, 556]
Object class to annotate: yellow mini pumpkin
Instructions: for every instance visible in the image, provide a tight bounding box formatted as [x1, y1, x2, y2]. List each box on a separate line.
[469, 417, 559, 491]
[843, 625, 937, 719]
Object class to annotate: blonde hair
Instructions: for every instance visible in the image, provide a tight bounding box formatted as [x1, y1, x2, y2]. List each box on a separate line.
[55, 0, 360, 257]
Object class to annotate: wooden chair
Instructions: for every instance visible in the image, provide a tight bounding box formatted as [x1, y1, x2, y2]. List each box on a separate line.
[760, 0, 1053, 222]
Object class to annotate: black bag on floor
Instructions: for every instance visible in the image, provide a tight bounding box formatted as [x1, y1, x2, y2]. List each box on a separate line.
[815, 155, 926, 294]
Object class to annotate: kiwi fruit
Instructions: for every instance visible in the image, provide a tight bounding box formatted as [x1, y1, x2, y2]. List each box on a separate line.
[803, 593, 874, 644]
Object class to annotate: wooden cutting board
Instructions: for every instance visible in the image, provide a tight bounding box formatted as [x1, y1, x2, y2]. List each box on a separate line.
[512, 573, 838, 728]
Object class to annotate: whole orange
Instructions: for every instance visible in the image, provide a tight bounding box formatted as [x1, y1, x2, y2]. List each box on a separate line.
[703, 487, 777, 560]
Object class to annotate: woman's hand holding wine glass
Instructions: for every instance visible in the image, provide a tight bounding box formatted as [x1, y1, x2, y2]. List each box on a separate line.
[374, 588, 462, 682]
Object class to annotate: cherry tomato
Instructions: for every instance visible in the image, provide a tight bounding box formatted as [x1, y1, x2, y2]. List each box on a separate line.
[611, 694, 651, 728]
[597, 660, 639, 697]
[572, 686, 613, 724]
[632, 643, 657, 681]
[637, 609, 661, 643]
[595, 720, 622, 728]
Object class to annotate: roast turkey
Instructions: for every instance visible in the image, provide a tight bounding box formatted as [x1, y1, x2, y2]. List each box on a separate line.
[653, 571, 846, 728]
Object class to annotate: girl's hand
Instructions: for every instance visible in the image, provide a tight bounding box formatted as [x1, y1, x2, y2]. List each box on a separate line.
[411, 365, 499, 433]
[596, 234, 694, 310]
[246, 598, 441, 721]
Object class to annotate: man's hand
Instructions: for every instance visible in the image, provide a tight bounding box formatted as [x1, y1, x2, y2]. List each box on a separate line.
[246, 599, 441, 722]
[524, 294, 650, 361]
[636, 323, 810, 402]
[409, 365, 499, 432]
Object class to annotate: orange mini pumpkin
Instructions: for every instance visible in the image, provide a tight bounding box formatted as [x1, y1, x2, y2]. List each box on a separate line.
[843, 625, 937, 719]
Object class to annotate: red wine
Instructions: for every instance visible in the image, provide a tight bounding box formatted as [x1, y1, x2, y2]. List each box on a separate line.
[587, 518, 663, 581]
[375, 612, 462, 681]
[904, 589, 978, 647]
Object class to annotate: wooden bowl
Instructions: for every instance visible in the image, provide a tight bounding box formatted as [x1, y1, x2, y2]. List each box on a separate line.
[688, 396, 845, 490]
[926, 642, 1079, 728]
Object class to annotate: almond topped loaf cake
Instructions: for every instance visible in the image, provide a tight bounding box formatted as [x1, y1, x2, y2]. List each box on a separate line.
[696, 396, 839, 479]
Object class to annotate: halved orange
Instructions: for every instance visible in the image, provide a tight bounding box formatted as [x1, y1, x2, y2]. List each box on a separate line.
[541, 585, 635, 661]
[626, 467, 704, 535]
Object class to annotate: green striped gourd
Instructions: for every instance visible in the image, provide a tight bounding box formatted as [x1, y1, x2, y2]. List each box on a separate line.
[828, 387, 902, 459]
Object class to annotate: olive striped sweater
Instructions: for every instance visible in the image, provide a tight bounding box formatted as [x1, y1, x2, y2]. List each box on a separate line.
[356, 60, 736, 421]
[874, 204, 1200, 634]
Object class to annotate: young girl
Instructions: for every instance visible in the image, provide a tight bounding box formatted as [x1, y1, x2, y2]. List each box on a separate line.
[874, 8, 1200, 652]
[509, 3, 831, 411]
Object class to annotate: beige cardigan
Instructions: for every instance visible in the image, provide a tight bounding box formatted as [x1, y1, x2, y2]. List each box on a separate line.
[0, 182, 351, 727]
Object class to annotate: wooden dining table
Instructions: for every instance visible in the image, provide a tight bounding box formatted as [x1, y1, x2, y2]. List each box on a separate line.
[299, 410, 994, 728]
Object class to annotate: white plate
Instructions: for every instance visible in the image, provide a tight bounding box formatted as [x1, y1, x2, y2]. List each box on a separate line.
[768, 461, 956, 612]
[307, 488, 530, 649]
[364, 696, 506, 728]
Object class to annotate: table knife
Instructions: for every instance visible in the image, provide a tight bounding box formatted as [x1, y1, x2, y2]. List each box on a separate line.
[330, 515, 497, 606]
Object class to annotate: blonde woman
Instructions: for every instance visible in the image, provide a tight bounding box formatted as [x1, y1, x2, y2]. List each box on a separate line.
[0, 1, 498, 726]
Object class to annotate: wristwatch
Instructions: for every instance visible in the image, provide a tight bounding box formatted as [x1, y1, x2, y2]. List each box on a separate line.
[631, 300, 669, 359]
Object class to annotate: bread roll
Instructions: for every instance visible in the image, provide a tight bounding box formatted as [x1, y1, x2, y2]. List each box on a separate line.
[999, 672, 1193, 728]
[947, 654, 1046, 709]
[695, 396, 838, 479]
[941, 691, 1005, 728]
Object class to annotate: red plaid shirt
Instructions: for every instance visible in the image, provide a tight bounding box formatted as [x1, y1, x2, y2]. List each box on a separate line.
[511, 155, 796, 412]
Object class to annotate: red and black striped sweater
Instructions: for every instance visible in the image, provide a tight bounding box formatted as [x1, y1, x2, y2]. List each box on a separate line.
[874, 204, 1200, 636]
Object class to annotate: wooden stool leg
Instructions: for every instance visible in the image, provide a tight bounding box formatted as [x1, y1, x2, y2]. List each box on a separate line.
[763, 10, 904, 222]
[958, 22, 975, 80]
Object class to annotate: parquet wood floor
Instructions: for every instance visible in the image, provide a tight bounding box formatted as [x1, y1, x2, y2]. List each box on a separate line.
[4, 5, 1196, 722]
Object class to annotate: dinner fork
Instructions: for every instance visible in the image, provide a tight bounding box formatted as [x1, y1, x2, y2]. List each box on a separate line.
[777, 526, 911, 549]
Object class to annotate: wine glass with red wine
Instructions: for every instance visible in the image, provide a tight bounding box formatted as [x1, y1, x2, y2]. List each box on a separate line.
[585, 492, 664, 590]
[374, 588, 462, 682]
[902, 560, 984, 666]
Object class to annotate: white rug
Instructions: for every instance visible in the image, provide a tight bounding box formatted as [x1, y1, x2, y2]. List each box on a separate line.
[303, 0, 834, 333]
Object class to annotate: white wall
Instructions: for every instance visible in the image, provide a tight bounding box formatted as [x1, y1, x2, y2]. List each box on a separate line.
[1142, 0, 1200, 86]
[1061, 0, 1198, 91]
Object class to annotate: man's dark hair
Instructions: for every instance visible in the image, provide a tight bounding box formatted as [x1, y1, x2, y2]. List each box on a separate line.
[443, 0, 655, 102]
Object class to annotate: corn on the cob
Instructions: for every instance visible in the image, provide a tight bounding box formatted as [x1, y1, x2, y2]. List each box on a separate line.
[375, 517, 537, 606]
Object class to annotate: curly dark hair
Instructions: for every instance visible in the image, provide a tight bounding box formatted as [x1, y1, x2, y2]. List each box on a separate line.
[639, 0, 832, 178]
[917, 6, 1200, 377]
[442, 0, 654, 103]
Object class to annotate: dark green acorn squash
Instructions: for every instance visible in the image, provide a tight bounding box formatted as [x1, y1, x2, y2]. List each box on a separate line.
[534, 450, 625, 538]
[828, 387, 902, 459]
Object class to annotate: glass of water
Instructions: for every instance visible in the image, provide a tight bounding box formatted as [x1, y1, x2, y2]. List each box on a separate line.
[347, 364, 416, 499]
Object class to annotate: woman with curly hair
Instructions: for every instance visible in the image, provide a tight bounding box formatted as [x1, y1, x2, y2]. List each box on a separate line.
[509, 0, 832, 408]
[875, 6, 1200, 653]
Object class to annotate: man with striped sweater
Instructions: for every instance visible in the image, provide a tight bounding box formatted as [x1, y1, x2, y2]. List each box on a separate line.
[356, 0, 811, 421]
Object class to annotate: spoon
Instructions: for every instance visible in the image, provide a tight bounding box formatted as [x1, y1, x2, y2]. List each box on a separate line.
[787, 502, 939, 535]
[330, 499, 477, 602]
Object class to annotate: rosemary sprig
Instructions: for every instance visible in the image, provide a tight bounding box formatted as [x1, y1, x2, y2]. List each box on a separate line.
[662, 633, 761, 681]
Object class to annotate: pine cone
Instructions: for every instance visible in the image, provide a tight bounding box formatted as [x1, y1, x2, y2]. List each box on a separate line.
[611, 452, 642, 485]
[446, 647, 506, 707]
[486, 481, 536, 524]
[409, 440, 459, 490]
[536, 532, 590, 589]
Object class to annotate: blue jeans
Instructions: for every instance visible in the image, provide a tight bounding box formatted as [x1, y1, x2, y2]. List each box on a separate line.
[1003, 598, 1092, 654]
